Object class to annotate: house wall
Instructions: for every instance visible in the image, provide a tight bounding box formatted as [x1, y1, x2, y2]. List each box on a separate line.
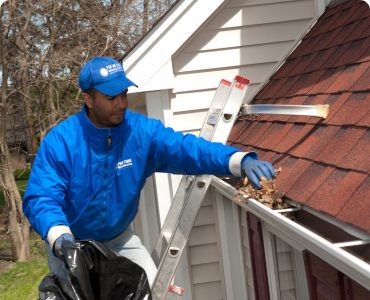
[275, 237, 298, 299]
[170, 0, 317, 297]
[170, 0, 316, 134]
[188, 189, 226, 300]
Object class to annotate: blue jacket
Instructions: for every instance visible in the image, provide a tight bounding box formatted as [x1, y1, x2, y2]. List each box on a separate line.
[23, 107, 239, 241]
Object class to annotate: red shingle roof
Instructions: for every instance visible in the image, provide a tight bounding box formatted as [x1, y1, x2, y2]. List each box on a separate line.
[228, 0, 370, 234]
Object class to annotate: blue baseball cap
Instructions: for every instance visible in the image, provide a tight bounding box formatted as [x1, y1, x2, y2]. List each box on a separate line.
[78, 57, 137, 97]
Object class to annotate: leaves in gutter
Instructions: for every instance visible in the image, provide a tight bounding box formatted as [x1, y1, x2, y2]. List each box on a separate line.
[235, 168, 289, 210]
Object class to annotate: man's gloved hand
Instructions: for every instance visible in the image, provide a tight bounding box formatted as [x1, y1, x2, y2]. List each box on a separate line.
[52, 233, 77, 260]
[241, 154, 275, 189]
[51, 234, 95, 299]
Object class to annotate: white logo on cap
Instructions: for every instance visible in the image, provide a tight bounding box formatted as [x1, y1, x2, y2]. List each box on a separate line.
[99, 64, 122, 77]
[100, 68, 109, 77]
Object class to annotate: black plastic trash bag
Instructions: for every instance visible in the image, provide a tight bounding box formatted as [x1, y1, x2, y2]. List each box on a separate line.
[39, 240, 152, 300]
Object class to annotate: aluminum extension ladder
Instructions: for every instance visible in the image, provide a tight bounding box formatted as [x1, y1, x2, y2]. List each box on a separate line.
[151, 76, 250, 300]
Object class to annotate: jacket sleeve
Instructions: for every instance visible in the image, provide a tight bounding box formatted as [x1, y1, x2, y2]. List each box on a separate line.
[23, 132, 70, 241]
[143, 117, 243, 177]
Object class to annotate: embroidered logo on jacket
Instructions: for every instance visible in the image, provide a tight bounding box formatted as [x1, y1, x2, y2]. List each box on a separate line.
[117, 158, 133, 170]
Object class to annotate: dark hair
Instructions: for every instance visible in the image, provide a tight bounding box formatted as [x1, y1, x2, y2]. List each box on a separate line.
[85, 88, 96, 98]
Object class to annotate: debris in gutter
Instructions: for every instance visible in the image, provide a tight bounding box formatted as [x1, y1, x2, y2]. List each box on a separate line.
[234, 168, 288, 210]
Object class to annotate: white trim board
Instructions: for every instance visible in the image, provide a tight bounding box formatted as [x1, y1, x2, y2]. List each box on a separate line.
[215, 190, 248, 300]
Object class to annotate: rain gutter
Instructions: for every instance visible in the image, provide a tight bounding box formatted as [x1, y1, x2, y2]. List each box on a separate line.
[210, 176, 370, 291]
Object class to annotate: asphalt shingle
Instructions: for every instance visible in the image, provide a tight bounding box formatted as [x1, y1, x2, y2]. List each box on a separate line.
[228, 0, 370, 234]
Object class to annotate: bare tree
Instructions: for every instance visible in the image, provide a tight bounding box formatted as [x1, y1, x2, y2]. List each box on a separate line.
[1, 0, 178, 262]
[7, 0, 179, 150]
[1, 0, 30, 261]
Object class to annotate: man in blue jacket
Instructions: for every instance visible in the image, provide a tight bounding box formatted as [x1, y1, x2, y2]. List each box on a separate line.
[23, 56, 275, 287]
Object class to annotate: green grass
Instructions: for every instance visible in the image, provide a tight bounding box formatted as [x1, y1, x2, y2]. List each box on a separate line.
[0, 170, 49, 299]
[0, 230, 47, 298]
[0, 259, 49, 300]
[0, 231, 47, 299]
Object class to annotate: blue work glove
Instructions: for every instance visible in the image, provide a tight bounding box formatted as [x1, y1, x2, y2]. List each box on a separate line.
[51, 234, 95, 299]
[241, 154, 275, 189]
[52, 233, 77, 260]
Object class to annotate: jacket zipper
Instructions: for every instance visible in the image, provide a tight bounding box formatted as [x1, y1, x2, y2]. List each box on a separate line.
[107, 135, 112, 151]
[102, 134, 112, 226]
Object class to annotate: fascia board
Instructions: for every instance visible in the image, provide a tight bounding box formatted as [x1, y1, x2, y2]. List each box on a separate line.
[210, 176, 370, 291]
[123, 0, 225, 93]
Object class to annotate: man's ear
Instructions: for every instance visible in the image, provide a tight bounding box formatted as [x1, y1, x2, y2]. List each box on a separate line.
[83, 93, 93, 108]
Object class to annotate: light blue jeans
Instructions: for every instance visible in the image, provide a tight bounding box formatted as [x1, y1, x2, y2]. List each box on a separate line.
[46, 228, 158, 288]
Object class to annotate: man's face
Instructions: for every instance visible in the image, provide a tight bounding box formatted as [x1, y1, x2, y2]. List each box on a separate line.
[84, 89, 128, 128]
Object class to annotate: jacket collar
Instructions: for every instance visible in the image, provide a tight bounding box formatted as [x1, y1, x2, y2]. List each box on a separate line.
[76, 105, 126, 151]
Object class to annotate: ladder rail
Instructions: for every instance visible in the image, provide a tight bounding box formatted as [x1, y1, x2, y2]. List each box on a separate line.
[151, 79, 232, 265]
[151, 175, 194, 265]
[151, 76, 250, 300]
[153, 175, 213, 298]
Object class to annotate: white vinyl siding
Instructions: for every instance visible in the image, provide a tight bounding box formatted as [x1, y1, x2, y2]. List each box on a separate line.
[211, 0, 313, 28]
[192, 282, 224, 300]
[215, 191, 248, 300]
[275, 236, 298, 299]
[183, 19, 312, 52]
[188, 189, 226, 300]
[174, 42, 293, 72]
[170, 0, 315, 133]
[173, 63, 276, 95]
